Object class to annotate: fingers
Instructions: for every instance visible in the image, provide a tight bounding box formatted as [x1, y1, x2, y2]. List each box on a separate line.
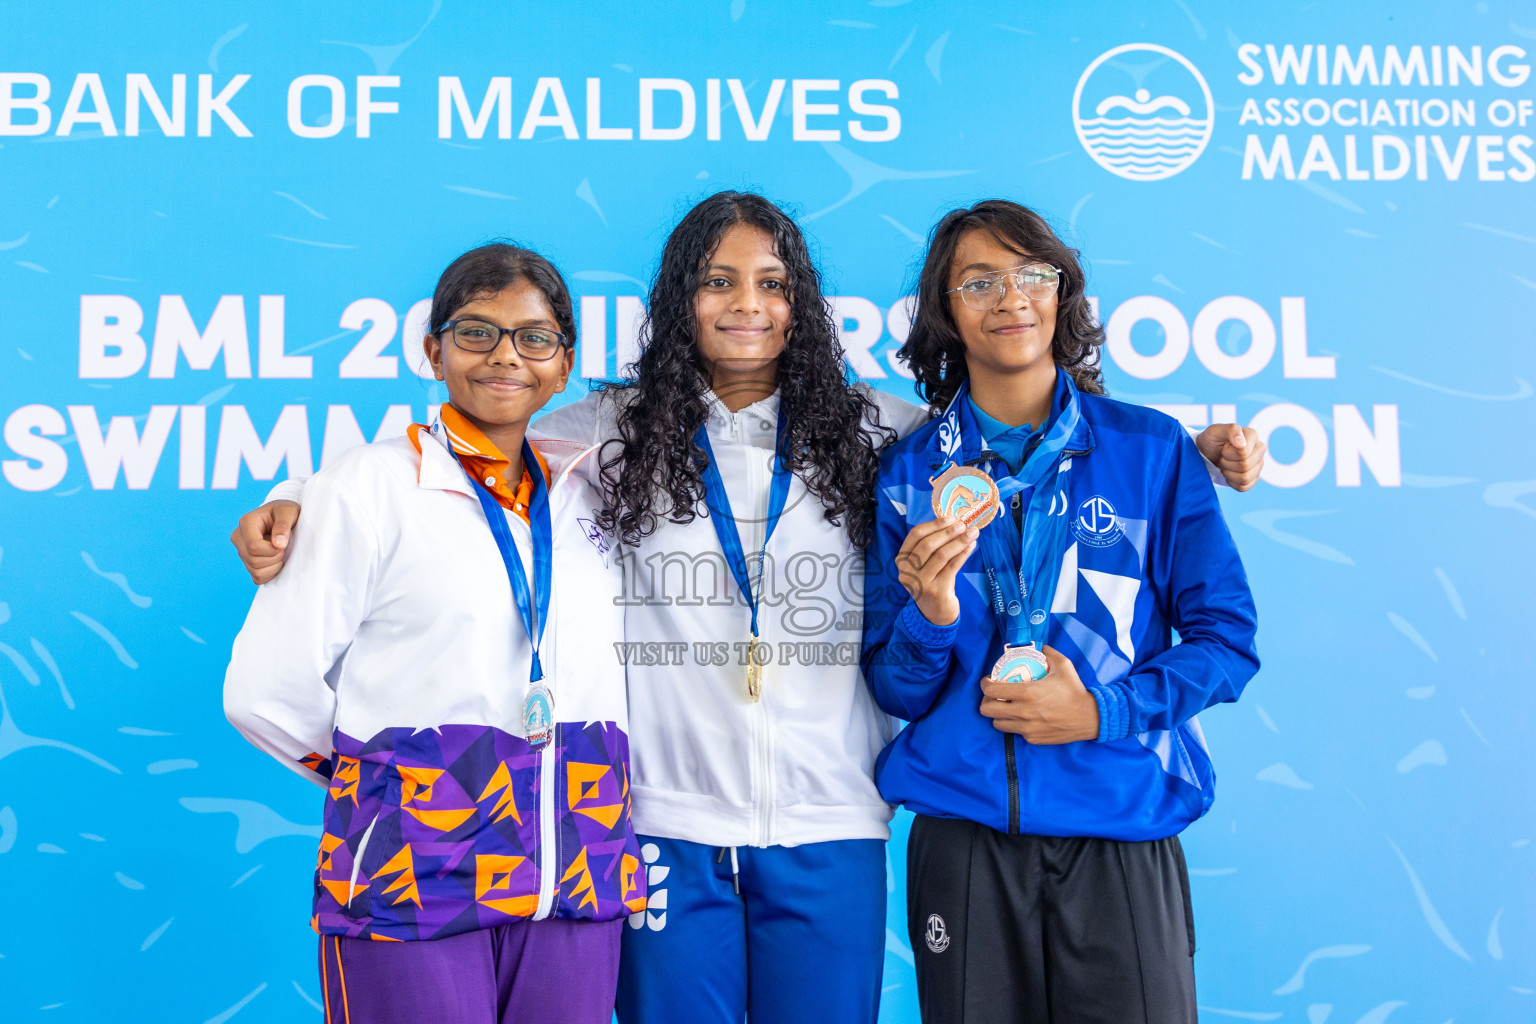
[247, 557, 285, 586]
[979, 700, 1020, 722]
[977, 677, 1033, 735]
[935, 539, 977, 580]
[270, 501, 301, 550]
[228, 539, 285, 585]
[1216, 435, 1267, 492]
[897, 515, 960, 553]
[1194, 423, 1230, 464]
[232, 501, 300, 584]
[1217, 430, 1262, 467]
[896, 518, 977, 592]
[979, 675, 1036, 704]
[979, 694, 1027, 721]
[235, 506, 279, 560]
[1040, 645, 1084, 689]
[901, 521, 978, 626]
[1200, 423, 1255, 460]
[899, 517, 966, 564]
[925, 533, 978, 577]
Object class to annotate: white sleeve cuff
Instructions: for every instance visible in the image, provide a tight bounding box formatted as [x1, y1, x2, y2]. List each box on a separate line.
[264, 477, 306, 505]
[1202, 451, 1228, 489]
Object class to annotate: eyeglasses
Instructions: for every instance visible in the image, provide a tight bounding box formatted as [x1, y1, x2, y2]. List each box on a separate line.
[437, 319, 569, 361]
[947, 263, 1062, 311]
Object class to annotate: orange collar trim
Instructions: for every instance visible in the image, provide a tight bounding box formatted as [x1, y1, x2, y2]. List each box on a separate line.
[407, 404, 549, 522]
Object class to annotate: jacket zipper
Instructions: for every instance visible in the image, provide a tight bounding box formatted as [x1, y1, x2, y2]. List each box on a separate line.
[735, 410, 776, 848]
[1004, 734, 1020, 834]
[532, 726, 559, 919]
[970, 442, 1089, 839]
[1007, 491, 1025, 834]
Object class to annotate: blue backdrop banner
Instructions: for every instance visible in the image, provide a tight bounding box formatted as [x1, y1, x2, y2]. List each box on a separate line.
[2, 2, 1533, 1021]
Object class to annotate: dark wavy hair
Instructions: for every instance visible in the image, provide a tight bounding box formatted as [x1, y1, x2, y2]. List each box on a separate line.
[899, 200, 1105, 411]
[595, 191, 894, 548]
[429, 241, 576, 343]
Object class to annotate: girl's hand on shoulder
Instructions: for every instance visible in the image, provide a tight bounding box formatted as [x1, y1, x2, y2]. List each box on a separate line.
[1196, 424, 1266, 491]
[231, 500, 302, 584]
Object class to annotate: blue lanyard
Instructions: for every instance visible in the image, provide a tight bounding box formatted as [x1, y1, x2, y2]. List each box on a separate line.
[457, 441, 553, 683]
[694, 400, 792, 638]
[952, 372, 1081, 649]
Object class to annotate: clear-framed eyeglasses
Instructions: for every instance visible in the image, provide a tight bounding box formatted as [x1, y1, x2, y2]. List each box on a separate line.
[437, 319, 569, 361]
[947, 263, 1062, 311]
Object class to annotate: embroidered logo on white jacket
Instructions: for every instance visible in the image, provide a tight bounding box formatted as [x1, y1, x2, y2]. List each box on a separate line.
[577, 516, 611, 567]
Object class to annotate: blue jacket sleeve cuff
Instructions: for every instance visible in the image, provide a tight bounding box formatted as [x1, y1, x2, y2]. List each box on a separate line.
[897, 601, 958, 648]
[1090, 684, 1132, 742]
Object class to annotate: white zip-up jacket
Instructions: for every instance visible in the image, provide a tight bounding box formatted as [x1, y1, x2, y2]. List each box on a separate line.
[535, 386, 931, 847]
[228, 424, 645, 941]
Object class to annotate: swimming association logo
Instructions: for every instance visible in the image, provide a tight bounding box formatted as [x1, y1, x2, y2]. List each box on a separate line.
[1072, 43, 1214, 181]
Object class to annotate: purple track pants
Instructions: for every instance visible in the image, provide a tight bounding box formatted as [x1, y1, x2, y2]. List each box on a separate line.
[318, 917, 623, 1024]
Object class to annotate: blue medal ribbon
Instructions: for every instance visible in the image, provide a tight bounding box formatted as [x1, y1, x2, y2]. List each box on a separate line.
[458, 440, 553, 684]
[953, 371, 1082, 651]
[694, 400, 793, 639]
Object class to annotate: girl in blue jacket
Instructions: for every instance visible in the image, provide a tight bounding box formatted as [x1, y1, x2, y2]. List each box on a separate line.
[861, 199, 1260, 1023]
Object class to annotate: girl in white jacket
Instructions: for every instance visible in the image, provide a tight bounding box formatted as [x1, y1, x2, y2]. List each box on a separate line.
[224, 243, 644, 1024]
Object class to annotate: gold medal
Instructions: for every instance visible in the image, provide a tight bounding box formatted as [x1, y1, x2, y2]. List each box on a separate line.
[746, 637, 763, 701]
[929, 464, 1001, 529]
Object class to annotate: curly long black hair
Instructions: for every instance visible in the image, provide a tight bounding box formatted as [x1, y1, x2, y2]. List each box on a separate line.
[595, 191, 894, 549]
[900, 199, 1106, 412]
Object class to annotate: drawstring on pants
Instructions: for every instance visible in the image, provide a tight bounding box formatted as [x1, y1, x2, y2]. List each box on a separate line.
[715, 845, 741, 895]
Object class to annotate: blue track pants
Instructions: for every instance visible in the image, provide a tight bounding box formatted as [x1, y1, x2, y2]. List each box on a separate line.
[615, 835, 886, 1024]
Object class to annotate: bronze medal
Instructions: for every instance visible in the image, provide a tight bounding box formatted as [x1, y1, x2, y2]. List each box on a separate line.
[929, 464, 1001, 529]
[992, 644, 1049, 684]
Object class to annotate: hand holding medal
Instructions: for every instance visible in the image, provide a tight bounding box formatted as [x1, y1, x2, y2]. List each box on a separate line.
[894, 515, 980, 627]
[978, 644, 1101, 745]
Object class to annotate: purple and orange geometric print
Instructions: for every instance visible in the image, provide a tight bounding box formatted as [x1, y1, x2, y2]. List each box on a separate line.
[309, 721, 645, 942]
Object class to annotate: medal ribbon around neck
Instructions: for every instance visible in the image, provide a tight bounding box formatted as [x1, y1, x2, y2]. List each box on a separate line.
[953, 370, 1082, 655]
[457, 440, 553, 685]
[694, 400, 793, 643]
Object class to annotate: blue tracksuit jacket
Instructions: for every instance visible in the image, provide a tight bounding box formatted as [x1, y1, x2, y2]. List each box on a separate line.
[861, 375, 1260, 841]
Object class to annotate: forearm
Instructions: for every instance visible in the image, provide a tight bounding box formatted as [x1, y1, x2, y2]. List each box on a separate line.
[226, 474, 376, 784]
[224, 608, 339, 788]
[1094, 431, 1260, 738]
[1093, 623, 1259, 739]
[863, 602, 958, 721]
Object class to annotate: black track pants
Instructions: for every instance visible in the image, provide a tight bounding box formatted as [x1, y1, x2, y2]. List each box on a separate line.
[907, 815, 1197, 1024]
